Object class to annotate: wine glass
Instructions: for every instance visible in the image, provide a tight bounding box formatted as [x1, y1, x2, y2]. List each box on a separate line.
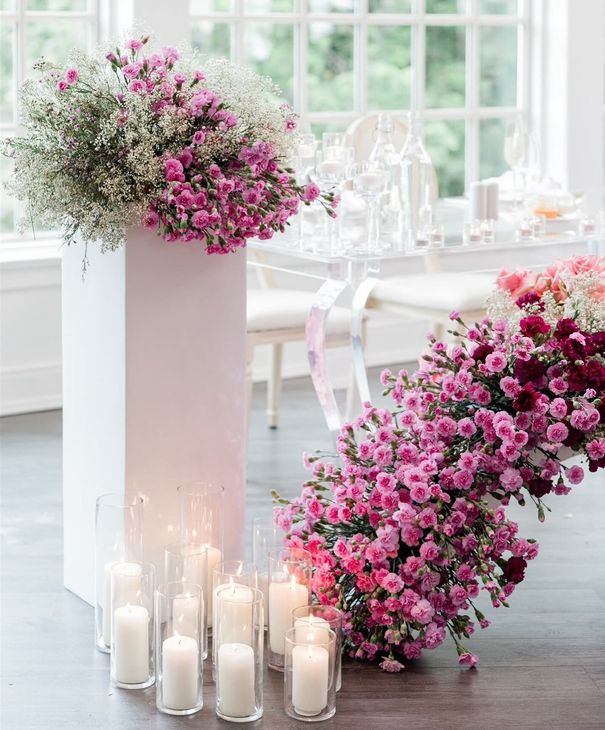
[504, 116, 540, 207]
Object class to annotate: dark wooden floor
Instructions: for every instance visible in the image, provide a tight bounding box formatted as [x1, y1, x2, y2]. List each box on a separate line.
[1, 371, 605, 729]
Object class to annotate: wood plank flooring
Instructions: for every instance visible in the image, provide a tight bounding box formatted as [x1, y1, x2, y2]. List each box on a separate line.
[1, 371, 604, 729]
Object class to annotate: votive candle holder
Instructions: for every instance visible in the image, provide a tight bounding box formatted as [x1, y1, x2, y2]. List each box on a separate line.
[267, 547, 312, 671]
[284, 626, 336, 722]
[215, 586, 264, 723]
[110, 561, 155, 689]
[94, 493, 143, 653]
[155, 581, 204, 716]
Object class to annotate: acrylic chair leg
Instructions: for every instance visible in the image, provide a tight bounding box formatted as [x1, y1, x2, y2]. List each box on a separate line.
[306, 278, 348, 437]
[267, 343, 283, 429]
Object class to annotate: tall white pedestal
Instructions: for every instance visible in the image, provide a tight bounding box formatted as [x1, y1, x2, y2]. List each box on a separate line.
[62, 229, 247, 604]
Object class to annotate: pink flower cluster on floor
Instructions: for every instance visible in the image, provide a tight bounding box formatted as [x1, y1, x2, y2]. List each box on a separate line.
[275, 263, 605, 672]
[59, 37, 335, 253]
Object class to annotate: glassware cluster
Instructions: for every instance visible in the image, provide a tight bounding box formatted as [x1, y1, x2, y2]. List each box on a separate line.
[94, 493, 340, 723]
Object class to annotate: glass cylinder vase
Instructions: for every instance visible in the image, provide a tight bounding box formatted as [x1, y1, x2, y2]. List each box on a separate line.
[251, 517, 283, 630]
[267, 548, 312, 671]
[110, 561, 155, 689]
[94, 493, 144, 653]
[155, 581, 204, 716]
[291, 604, 343, 692]
[284, 627, 336, 722]
[212, 561, 257, 674]
[215, 586, 264, 723]
[177, 482, 224, 632]
[164, 542, 208, 659]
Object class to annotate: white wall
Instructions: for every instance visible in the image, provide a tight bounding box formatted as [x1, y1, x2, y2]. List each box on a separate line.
[0, 249, 62, 415]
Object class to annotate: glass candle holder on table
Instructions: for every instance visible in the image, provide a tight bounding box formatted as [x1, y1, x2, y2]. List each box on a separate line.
[110, 561, 155, 689]
[313, 147, 353, 255]
[212, 561, 258, 674]
[94, 493, 144, 653]
[251, 517, 283, 630]
[177, 482, 224, 634]
[164, 542, 208, 658]
[215, 586, 264, 723]
[481, 219, 496, 244]
[295, 134, 317, 185]
[463, 220, 484, 246]
[155, 581, 204, 715]
[267, 547, 312, 671]
[515, 217, 534, 241]
[352, 162, 389, 254]
[291, 604, 343, 692]
[284, 627, 337, 722]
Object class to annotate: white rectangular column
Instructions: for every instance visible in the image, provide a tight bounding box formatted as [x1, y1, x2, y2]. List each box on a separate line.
[63, 231, 247, 604]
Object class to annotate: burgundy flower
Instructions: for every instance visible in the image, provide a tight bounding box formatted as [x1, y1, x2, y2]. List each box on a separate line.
[520, 315, 551, 338]
[502, 556, 527, 584]
[527, 476, 553, 498]
[515, 291, 544, 310]
[512, 384, 539, 412]
[554, 318, 579, 339]
[563, 425, 585, 451]
[566, 365, 587, 393]
[562, 337, 586, 361]
[514, 356, 547, 385]
[471, 343, 494, 362]
[589, 456, 605, 473]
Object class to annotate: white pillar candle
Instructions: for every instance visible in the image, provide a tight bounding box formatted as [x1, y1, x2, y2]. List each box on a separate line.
[292, 644, 329, 717]
[162, 635, 199, 711]
[268, 575, 308, 654]
[217, 643, 256, 718]
[214, 583, 254, 646]
[173, 593, 199, 639]
[103, 561, 142, 646]
[294, 615, 331, 644]
[113, 605, 149, 685]
[184, 545, 221, 628]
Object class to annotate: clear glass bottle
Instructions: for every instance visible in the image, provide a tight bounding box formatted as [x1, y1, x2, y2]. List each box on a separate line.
[399, 112, 434, 249]
[369, 112, 401, 244]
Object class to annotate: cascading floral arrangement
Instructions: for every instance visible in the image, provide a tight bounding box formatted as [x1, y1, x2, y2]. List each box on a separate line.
[274, 255, 605, 672]
[2, 36, 333, 256]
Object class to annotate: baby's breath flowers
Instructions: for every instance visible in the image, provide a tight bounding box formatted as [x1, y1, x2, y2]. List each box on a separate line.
[2, 36, 335, 255]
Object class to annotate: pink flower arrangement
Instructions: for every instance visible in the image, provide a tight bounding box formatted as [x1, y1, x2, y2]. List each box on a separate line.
[5, 36, 336, 254]
[275, 261, 605, 672]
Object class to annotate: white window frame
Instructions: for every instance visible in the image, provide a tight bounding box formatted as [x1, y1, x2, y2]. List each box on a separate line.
[0, 0, 100, 249]
[190, 0, 530, 193]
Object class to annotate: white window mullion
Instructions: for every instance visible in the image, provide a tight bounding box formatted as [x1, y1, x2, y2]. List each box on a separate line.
[357, 0, 368, 116]
[466, 0, 480, 189]
[414, 0, 425, 113]
[297, 0, 309, 130]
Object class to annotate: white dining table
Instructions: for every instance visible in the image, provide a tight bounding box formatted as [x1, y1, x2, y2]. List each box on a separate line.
[248, 204, 602, 436]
